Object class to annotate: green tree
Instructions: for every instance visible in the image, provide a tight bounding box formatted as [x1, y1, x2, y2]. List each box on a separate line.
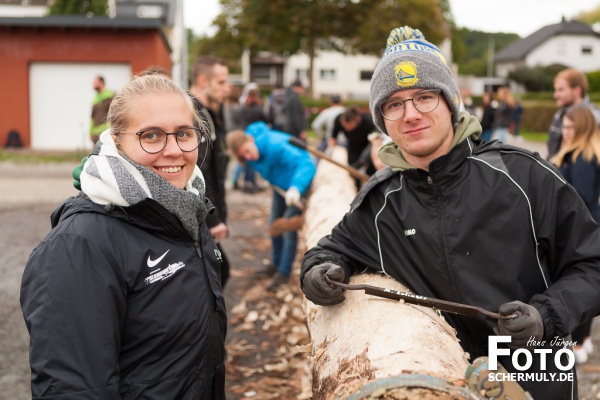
[352, 0, 449, 55]
[227, 0, 366, 97]
[48, 0, 108, 16]
[191, 0, 451, 97]
[451, 29, 520, 77]
[577, 5, 600, 25]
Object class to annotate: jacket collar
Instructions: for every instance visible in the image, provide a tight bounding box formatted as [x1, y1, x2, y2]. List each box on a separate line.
[403, 138, 475, 183]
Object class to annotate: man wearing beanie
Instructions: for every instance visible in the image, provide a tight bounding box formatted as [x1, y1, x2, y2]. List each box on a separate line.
[300, 26, 600, 400]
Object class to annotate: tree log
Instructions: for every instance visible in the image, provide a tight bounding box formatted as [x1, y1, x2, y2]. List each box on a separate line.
[303, 146, 358, 250]
[302, 147, 473, 399]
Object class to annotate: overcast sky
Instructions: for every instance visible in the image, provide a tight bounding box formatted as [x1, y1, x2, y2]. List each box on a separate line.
[182, 0, 600, 38]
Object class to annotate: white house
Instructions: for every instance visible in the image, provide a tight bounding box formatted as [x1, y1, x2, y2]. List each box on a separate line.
[243, 39, 453, 100]
[494, 18, 600, 78]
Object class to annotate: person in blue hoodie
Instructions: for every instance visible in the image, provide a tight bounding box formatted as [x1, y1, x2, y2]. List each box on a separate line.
[226, 121, 316, 291]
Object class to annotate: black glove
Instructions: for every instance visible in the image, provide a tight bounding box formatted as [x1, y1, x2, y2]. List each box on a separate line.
[72, 156, 87, 191]
[496, 301, 544, 349]
[302, 263, 346, 306]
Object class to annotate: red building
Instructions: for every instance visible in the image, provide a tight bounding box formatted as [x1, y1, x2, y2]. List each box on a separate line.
[0, 16, 172, 150]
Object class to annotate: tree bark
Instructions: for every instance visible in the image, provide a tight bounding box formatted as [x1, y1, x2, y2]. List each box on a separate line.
[303, 146, 357, 250]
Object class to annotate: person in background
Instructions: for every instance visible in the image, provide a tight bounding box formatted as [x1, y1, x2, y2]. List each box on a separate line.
[329, 107, 377, 186]
[300, 25, 600, 400]
[460, 88, 476, 115]
[21, 74, 226, 399]
[223, 83, 243, 133]
[551, 105, 600, 364]
[479, 91, 496, 142]
[548, 68, 600, 159]
[367, 131, 392, 171]
[511, 96, 524, 142]
[492, 85, 515, 143]
[268, 79, 307, 139]
[232, 82, 267, 193]
[311, 95, 345, 151]
[138, 66, 171, 78]
[226, 121, 316, 291]
[189, 55, 232, 287]
[90, 75, 115, 145]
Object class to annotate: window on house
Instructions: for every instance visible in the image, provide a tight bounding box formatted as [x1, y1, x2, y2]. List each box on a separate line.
[295, 69, 308, 82]
[252, 66, 271, 80]
[557, 41, 566, 55]
[360, 70, 373, 81]
[320, 69, 336, 80]
[582, 46, 593, 55]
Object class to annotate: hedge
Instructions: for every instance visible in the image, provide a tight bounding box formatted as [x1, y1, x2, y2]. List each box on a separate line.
[519, 101, 556, 132]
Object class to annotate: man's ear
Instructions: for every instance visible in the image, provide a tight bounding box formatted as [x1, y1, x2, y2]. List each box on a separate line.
[195, 74, 208, 89]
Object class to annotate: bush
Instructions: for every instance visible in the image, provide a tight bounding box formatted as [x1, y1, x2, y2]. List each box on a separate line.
[587, 70, 600, 93]
[508, 64, 568, 92]
[519, 100, 556, 132]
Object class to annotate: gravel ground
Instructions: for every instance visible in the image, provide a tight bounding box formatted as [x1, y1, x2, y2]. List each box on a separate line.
[0, 160, 79, 400]
[1, 151, 599, 399]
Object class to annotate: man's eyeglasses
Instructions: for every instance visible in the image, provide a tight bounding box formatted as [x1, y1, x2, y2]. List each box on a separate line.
[379, 89, 442, 121]
[131, 128, 206, 154]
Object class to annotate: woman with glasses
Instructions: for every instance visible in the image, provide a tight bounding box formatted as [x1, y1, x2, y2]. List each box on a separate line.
[551, 105, 600, 364]
[20, 74, 227, 399]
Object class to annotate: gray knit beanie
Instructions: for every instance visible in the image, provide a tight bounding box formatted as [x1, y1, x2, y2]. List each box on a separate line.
[370, 26, 461, 135]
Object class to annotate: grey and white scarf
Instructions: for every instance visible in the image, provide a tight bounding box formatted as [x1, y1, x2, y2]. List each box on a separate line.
[80, 130, 208, 241]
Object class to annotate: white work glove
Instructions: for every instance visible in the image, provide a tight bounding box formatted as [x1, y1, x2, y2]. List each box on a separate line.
[285, 187, 301, 207]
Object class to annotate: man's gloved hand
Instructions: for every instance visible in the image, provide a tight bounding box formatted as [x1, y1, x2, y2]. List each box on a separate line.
[72, 156, 87, 191]
[496, 301, 544, 349]
[302, 263, 346, 306]
[285, 187, 301, 207]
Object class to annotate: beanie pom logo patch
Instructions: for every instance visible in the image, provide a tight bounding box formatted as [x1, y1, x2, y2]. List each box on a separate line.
[394, 61, 419, 88]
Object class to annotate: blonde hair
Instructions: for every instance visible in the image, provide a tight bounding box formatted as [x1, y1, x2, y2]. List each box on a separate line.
[108, 74, 206, 137]
[497, 86, 516, 108]
[551, 106, 600, 167]
[555, 68, 589, 97]
[225, 129, 250, 163]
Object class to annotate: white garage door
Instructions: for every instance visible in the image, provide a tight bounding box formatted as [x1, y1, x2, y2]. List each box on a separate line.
[29, 63, 131, 150]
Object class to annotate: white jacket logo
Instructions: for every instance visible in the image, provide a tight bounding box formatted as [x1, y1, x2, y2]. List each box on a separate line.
[145, 262, 185, 284]
[214, 248, 223, 263]
[404, 228, 416, 236]
[147, 249, 170, 268]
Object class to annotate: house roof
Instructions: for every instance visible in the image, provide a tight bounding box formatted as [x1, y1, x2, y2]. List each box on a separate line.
[495, 19, 600, 63]
[0, 15, 171, 52]
[0, 15, 163, 29]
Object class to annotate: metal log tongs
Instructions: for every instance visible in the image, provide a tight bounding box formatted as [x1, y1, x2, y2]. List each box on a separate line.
[324, 276, 519, 320]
